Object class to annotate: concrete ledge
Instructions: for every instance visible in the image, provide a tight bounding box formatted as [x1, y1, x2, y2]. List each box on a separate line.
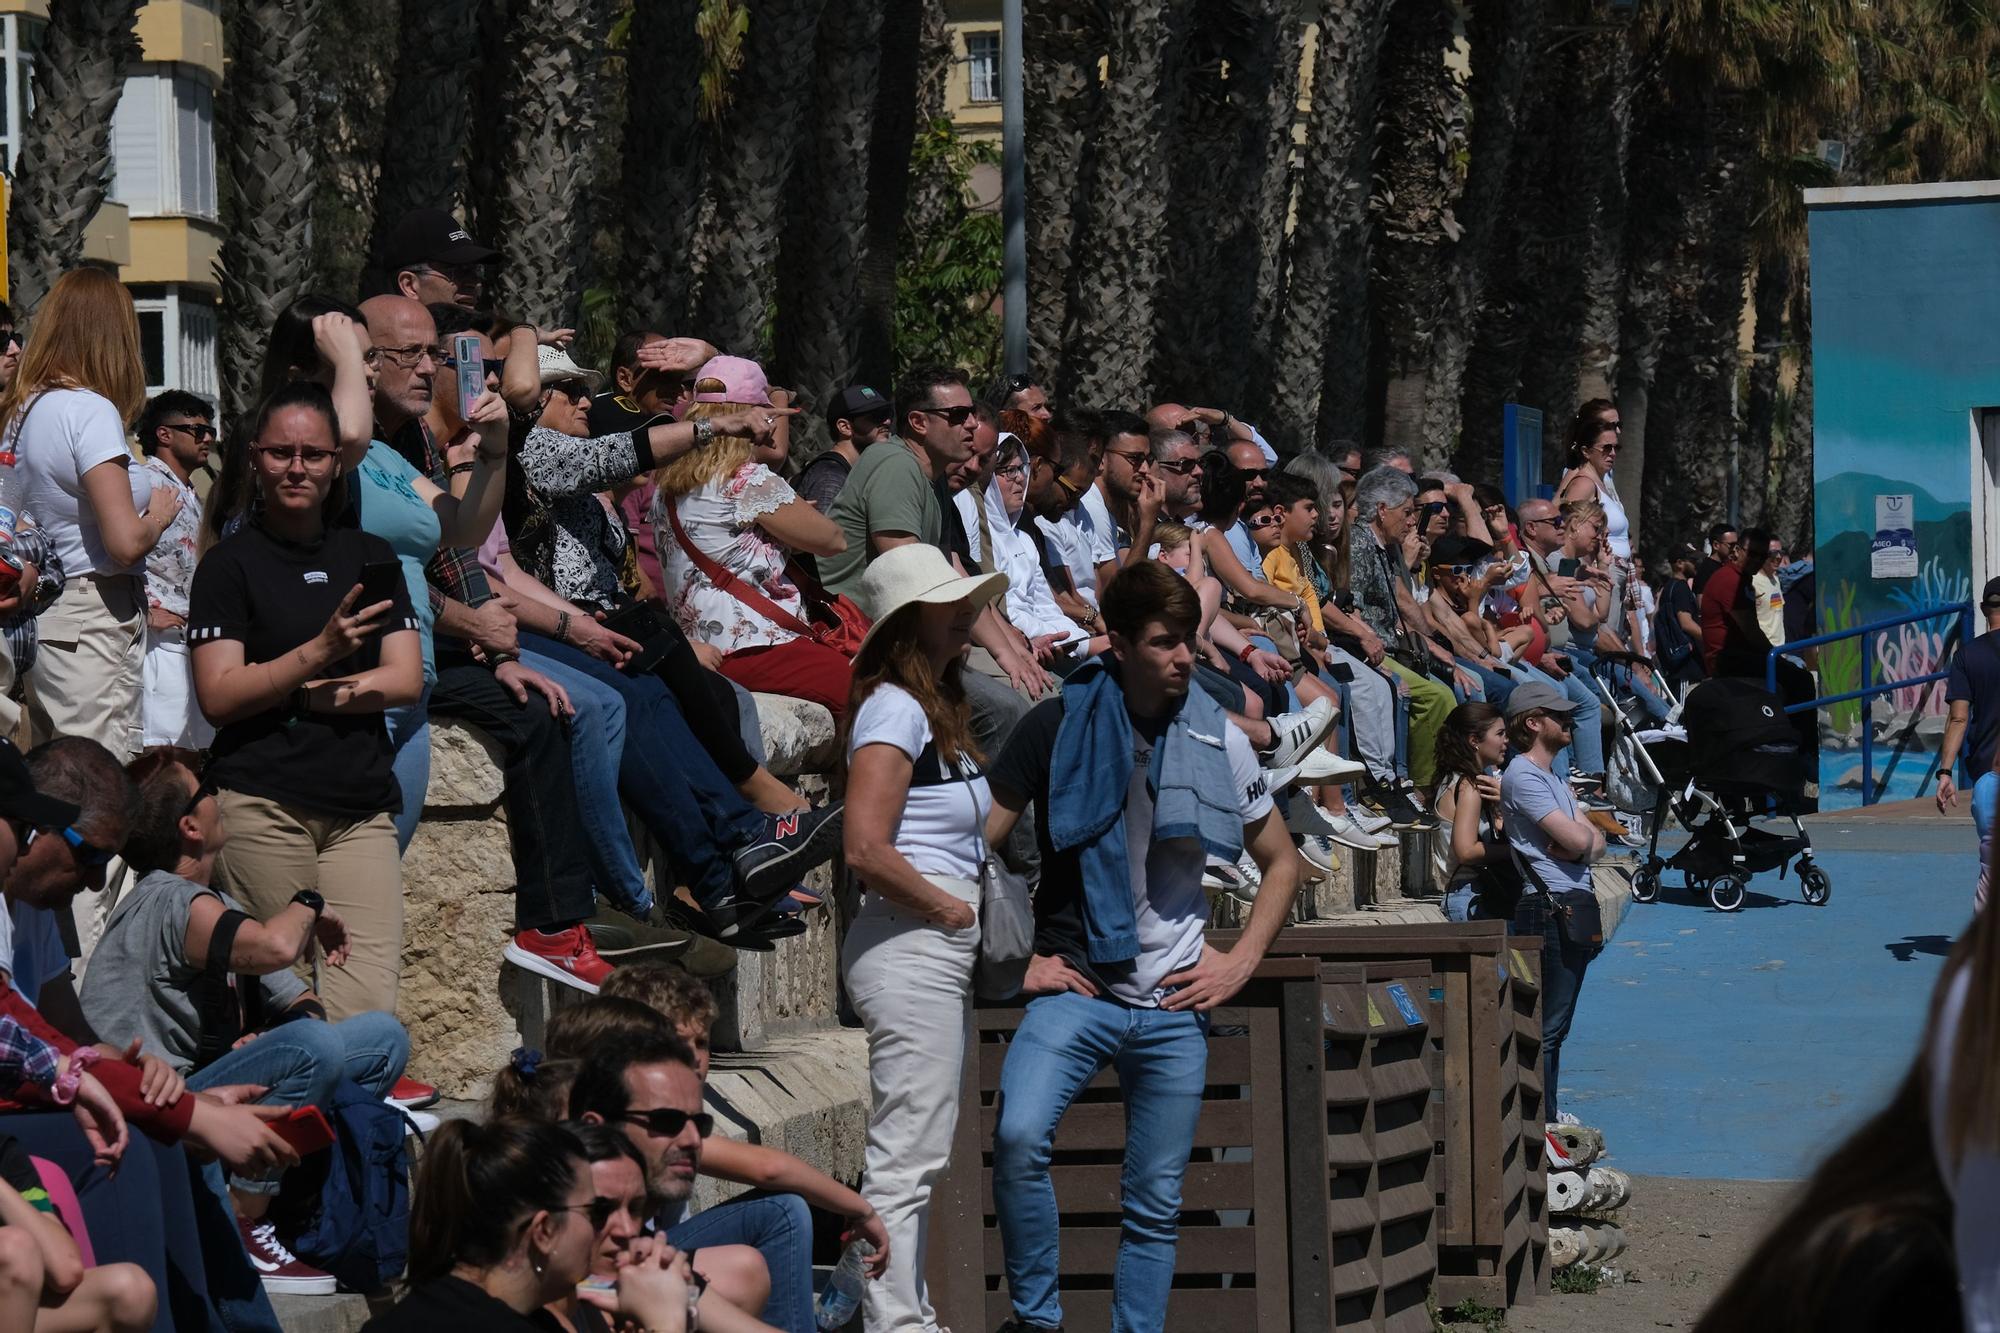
[696, 1027, 872, 1210]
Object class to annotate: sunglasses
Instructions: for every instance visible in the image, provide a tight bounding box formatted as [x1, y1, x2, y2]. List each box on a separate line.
[29, 825, 115, 869]
[919, 405, 976, 427]
[1246, 514, 1283, 529]
[1419, 501, 1450, 517]
[166, 422, 217, 442]
[558, 1194, 654, 1230]
[1596, 418, 1623, 432]
[442, 355, 507, 378]
[1526, 515, 1567, 529]
[548, 379, 593, 401]
[256, 444, 338, 467]
[1152, 457, 1202, 476]
[1002, 373, 1036, 393]
[183, 773, 218, 821]
[1236, 467, 1271, 481]
[0, 330, 19, 350]
[1104, 448, 1151, 467]
[614, 1107, 715, 1139]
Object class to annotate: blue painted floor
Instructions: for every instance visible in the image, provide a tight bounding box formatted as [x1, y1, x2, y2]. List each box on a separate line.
[1559, 817, 1978, 1180]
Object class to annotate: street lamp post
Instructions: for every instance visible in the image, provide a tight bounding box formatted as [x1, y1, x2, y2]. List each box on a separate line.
[1000, 0, 1027, 377]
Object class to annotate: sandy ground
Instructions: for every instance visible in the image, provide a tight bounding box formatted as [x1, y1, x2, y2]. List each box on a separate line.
[1458, 1175, 1798, 1332]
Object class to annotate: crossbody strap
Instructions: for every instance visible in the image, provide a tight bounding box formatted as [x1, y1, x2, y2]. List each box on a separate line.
[662, 496, 821, 641]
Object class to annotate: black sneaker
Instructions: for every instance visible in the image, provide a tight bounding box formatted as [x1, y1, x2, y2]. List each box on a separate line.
[1369, 783, 1436, 831]
[719, 804, 843, 937]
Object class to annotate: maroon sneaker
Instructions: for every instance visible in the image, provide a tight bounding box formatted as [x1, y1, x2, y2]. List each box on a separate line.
[238, 1216, 335, 1295]
[386, 1075, 438, 1110]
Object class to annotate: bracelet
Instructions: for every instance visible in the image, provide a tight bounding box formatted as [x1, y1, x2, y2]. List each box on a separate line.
[555, 610, 571, 644]
[691, 418, 716, 447]
[447, 462, 475, 476]
[50, 1046, 102, 1106]
[1238, 641, 1257, 664]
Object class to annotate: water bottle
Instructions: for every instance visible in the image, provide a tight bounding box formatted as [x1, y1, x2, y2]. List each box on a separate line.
[0, 420, 22, 584]
[814, 1239, 874, 1329]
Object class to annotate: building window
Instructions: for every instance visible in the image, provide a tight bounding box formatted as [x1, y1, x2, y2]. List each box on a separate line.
[130, 290, 217, 404]
[111, 70, 218, 220]
[135, 303, 167, 389]
[0, 15, 42, 173]
[967, 31, 1000, 104]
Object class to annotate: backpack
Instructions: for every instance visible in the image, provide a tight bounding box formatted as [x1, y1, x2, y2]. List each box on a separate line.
[1653, 584, 1697, 672]
[271, 1078, 415, 1291]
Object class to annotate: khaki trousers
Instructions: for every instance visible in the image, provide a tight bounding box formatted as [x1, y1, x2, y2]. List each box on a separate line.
[26, 571, 144, 759]
[212, 790, 404, 1021]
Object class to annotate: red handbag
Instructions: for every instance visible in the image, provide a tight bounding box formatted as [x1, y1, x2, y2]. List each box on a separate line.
[663, 499, 871, 658]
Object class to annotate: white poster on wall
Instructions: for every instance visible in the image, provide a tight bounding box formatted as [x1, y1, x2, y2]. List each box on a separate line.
[1872, 493, 1919, 578]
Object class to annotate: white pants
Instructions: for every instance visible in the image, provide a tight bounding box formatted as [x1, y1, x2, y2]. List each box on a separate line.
[141, 624, 214, 750]
[841, 877, 980, 1333]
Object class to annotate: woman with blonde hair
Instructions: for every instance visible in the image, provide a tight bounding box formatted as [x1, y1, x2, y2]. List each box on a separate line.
[650, 356, 852, 714]
[839, 543, 1006, 1332]
[3, 269, 183, 754]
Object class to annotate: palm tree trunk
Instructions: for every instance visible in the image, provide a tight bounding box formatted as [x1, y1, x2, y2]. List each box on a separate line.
[487, 0, 613, 327]
[619, 0, 706, 332]
[1737, 253, 1792, 529]
[1025, 0, 1108, 389]
[218, 0, 322, 434]
[691, 0, 831, 359]
[365, 0, 478, 295]
[1574, 23, 1634, 409]
[1767, 276, 1814, 553]
[772, 0, 883, 459]
[1418, 0, 1542, 464]
[1154, 0, 1304, 412]
[1262, 1, 1391, 454]
[1057, 0, 1190, 408]
[6, 0, 142, 315]
[853, 0, 924, 387]
[1368, 0, 1463, 461]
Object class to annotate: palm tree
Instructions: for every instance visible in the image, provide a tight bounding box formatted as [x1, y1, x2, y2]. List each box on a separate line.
[854, 0, 925, 387]
[1259, 4, 1392, 452]
[6, 0, 142, 315]
[620, 0, 707, 332]
[1024, 0, 1107, 391]
[691, 0, 831, 358]
[1154, 0, 1305, 413]
[366, 0, 479, 295]
[217, 0, 322, 434]
[772, 0, 883, 459]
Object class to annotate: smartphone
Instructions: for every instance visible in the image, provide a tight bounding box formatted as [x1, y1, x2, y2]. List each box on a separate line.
[455, 333, 483, 420]
[272, 1105, 336, 1156]
[357, 558, 402, 609]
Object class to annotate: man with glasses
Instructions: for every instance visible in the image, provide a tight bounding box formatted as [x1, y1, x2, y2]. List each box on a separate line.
[383, 207, 501, 309]
[1694, 522, 1740, 596]
[1084, 409, 1160, 586]
[1349, 466, 1459, 799]
[1508, 498, 1612, 793]
[1148, 426, 1205, 522]
[1146, 400, 1276, 465]
[135, 391, 217, 751]
[989, 371, 1053, 424]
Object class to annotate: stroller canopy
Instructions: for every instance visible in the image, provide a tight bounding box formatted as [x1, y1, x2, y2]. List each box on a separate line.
[1680, 677, 1806, 794]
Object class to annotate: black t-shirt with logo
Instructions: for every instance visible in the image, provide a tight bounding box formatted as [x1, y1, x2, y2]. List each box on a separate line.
[187, 521, 419, 819]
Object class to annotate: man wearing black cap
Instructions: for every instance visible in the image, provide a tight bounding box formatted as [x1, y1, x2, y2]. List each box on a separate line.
[384, 207, 502, 309]
[1939, 577, 2000, 907]
[793, 384, 892, 515]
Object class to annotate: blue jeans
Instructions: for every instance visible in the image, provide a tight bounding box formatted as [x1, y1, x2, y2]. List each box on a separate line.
[518, 648, 653, 916]
[519, 633, 765, 908]
[992, 992, 1211, 1332]
[187, 1012, 409, 1194]
[385, 688, 432, 852]
[1513, 896, 1593, 1123]
[666, 1191, 813, 1333]
[1456, 658, 1516, 709]
[1975, 771, 1998, 907]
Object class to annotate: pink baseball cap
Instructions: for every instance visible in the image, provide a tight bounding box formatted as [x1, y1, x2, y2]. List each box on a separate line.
[689, 355, 773, 408]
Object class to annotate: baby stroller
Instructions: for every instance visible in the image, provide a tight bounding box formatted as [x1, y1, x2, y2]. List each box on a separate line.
[1606, 672, 1830, 913]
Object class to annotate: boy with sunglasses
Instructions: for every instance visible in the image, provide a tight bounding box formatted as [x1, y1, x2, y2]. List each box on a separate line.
[134, 390, 218, 752]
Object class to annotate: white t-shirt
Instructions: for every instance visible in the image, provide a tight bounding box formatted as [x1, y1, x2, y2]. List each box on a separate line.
[847, 683, 991, 881]
[14, 387, 142, 577]
[1112, 720, 1271, 1005]
[1036, 512, 1099, 608]
[1074, 484, 1121, 566]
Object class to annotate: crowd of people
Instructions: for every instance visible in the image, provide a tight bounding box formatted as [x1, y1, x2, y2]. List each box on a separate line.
[0, 204, 1828, 1333]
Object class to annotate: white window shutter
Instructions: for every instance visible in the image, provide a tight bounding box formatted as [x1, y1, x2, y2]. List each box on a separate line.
[110, 73, 164, 216]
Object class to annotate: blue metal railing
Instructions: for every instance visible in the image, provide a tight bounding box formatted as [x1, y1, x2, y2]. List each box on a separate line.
[1767, 601, 1973, 806]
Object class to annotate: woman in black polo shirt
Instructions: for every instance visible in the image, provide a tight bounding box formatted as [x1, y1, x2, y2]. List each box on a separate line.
[188, 382, 422, 1021]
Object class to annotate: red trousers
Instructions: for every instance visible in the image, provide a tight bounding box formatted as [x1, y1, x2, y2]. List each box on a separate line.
[720, 637, 854, 716]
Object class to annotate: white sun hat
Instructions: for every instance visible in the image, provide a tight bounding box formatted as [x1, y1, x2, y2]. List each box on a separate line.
[852, 543, 1009, 660]
[536, 342, 602, 391]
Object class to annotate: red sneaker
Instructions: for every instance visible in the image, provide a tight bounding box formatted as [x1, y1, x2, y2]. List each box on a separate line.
[238, 1216, 335, 1295]
[504, 925, 615, 993]
[386, 1076, 438, 1110]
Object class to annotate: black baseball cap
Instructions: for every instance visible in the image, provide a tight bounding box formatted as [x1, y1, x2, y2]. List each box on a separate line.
[384, 208, 503, 272]
[1982, 576, 2000, 610]
[0, 738, 78, 830]
[1427, 534, 1494, 569]
[826, 384, 891, 431]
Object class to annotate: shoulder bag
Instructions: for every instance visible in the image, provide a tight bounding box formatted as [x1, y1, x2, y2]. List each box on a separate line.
[663, 499, 872, 657]
[958, 767, 1034, 1000]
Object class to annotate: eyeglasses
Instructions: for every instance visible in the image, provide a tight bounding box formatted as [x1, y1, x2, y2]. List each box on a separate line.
[1152, 456, 1202, 476]
[28, 826, 115, 869]
[165, 422, 217, 443]
[613, 1107, 715, 1139]
[365, 344, 443, 370]
[1525, 515, 1567, 529]
[441, 355, 506, 378]
[918, 404, 976, 427]
[1104, 448, 1150, 468]
[255, 443, 338, 468]
[547, 379, 593, 401]
[993, 462, 1027, 480]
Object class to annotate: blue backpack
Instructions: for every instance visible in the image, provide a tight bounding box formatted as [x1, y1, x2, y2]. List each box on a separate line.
[274, 1078, 414, 1291]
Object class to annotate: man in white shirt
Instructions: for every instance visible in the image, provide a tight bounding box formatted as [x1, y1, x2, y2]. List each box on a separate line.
[134, 391, 217, 750]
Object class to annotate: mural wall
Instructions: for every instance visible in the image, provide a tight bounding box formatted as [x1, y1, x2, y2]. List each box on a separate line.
[1807, 186, 1996, 806]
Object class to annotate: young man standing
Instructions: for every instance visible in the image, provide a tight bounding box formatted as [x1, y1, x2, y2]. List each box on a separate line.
[1938, 577, 2000, 908]
[134, 391, 216, 751]
[985, 561, 1300, 1333]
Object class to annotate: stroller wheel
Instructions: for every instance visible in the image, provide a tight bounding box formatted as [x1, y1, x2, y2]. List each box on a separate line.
[1631, 866, 1660, 903]
[1799, 864, 1831, 906]
[1710, 874, 1748, 913]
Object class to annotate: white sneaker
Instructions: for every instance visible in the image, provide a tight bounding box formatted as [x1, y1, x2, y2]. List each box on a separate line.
[1296, 833, 1339, 878]
[1354, 806, 1395, 835]
[1296, 746, 1368, 782]
[1323, 807, 1392, 852]
[1264, 698, 1337, 769]
[1285, 797, 1337, 838]
[1202, 855, 1249, 896]
[1258, 763, 1301, 796]
[1234, 849, 1264, 900]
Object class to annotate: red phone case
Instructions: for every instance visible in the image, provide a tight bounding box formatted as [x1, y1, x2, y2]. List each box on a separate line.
[273, 1105, 336, 1156]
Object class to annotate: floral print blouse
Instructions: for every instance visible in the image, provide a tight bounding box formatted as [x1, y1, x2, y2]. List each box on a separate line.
[652, 462, 807, 655]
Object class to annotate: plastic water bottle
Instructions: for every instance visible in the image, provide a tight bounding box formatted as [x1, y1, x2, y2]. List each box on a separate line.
[0, 433, 22, 584]
[814, 1239, 874, 1329]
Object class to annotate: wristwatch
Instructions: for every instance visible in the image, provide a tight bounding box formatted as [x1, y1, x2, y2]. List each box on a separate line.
[291, 889, 326, 917]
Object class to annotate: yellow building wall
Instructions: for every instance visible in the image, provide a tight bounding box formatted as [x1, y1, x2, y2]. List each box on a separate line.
[136, 0, 224, 85]
[122, 216, 221, 293]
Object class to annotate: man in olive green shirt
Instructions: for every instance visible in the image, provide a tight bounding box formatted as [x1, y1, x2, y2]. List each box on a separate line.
[819, 429, 945, 595]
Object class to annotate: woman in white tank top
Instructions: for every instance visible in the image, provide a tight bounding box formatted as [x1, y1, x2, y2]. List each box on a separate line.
[1559, 399, 1637, 643]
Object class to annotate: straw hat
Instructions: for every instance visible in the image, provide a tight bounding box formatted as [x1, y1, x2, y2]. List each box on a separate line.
[852, 544, 1008, 660]
[537, 343, 602, 390]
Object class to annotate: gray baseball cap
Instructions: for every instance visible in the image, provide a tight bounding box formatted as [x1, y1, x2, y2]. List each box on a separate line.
[1503, 681, 1580, 721]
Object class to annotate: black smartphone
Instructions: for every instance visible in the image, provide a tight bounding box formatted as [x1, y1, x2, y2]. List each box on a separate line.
[356, 559, 402, 608]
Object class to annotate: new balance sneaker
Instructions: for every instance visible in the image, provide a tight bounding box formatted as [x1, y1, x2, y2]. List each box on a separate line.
[1202, 853, 1263, 900]
[386, 1075, 438, 1111]
[1232, 849, 1264, 900]
[239, 1217, 336, 1295]
[721, 804, 844, 937]
[1296, 833, 1340, 878]
[503, 924, 616, 993]
[1263, 697, 1338, 770]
